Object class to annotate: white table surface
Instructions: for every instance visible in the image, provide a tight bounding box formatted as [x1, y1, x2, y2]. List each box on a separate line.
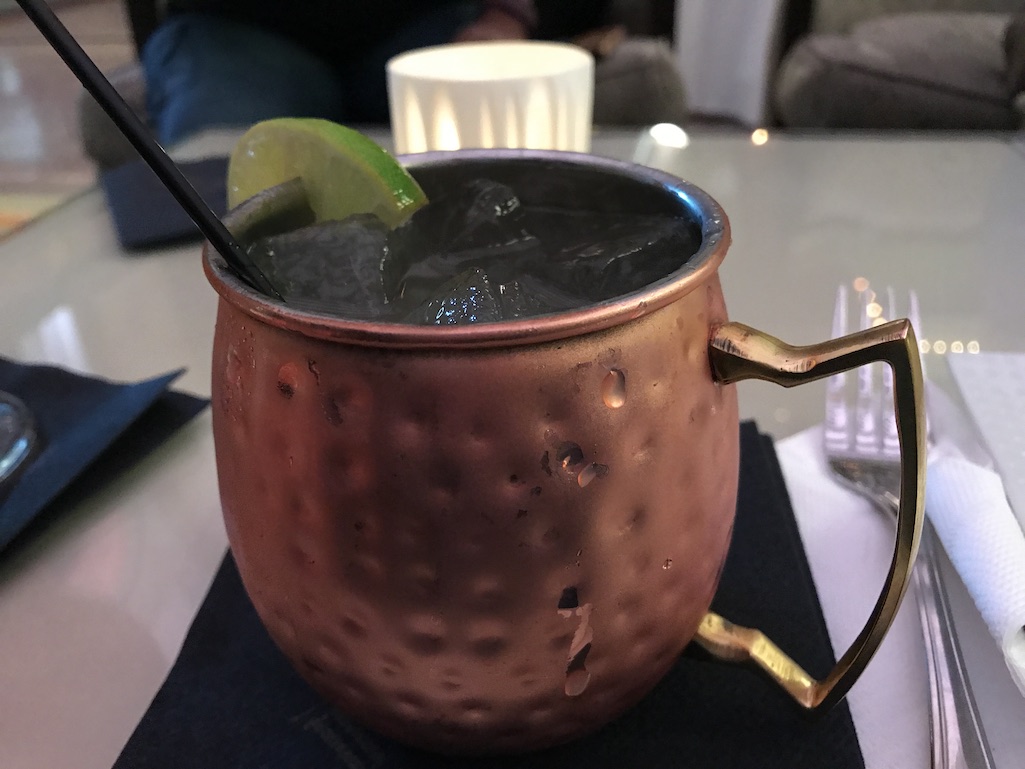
[1, 127, 1024, 768]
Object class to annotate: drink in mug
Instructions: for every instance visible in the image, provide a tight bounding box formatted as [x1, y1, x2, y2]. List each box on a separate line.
[242, 158, 703, 324]
[203, 150, 923, 755]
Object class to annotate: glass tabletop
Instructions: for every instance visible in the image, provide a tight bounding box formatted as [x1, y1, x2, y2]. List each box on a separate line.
[1, 126, 1024, 769]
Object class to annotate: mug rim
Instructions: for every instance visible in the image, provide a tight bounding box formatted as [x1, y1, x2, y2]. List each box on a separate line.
[203, 148, 731, 350]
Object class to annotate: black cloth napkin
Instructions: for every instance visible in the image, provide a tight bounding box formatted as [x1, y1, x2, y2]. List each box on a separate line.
[0, 357, 209, 553]
[115, 422, 863, 769]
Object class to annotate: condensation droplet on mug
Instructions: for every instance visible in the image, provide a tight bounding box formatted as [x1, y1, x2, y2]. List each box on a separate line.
[323, 397, 343, 426]
[577, 463, 609, 488]
[558, 586, 579, 612]
[226, 346, 243, 385]
[564, 667, 591, 697]
[564, 634, 592, 697]
[556, 442, 584, 471]
[277, 362, 300, 399]
[601, 369, 627, 408]
[559, 600, 594, 698]
[540, 450, 553, 476]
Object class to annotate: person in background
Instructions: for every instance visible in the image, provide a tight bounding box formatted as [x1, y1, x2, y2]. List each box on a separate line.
[142, 1, 539, 145]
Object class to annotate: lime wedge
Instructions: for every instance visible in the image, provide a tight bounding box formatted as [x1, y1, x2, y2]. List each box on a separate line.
[227, 118, 427, 228]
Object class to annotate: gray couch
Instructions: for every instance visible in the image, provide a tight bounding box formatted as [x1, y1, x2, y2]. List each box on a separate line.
[773, 0, 1025, 128]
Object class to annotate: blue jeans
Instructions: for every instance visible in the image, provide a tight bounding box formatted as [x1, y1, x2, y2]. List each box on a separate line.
[142, 5, 477, 145]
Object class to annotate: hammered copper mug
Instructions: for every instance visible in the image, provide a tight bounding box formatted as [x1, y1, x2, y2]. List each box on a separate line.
[203, 150, 925, 755]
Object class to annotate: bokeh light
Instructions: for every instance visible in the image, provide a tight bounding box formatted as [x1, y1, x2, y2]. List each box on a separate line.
[649, 123, 689, 148]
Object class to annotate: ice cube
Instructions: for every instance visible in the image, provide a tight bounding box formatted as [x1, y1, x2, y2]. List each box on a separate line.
[396, 236, 546, 307]
[416, 178, 532, 251]
[497, 275, 584, 319]
[387, 179, 545, 308]
[247, 214, 396, 319]
[405, 269, 585, 326]
[518, 206, 609, 254]
[531, 213, 702, 301]
[406, 268, 504, 326]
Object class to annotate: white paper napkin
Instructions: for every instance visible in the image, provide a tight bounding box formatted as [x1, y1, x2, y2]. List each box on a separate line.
[926, 453, 1025, 696]
[944, 352, 1025, 697]
[947, 353, 1025, 530]
[777, 426, 929, 769]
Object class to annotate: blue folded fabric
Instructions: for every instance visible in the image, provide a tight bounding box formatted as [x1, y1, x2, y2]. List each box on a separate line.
[99, 156, 228, 251]
[0, 357, 209, 553]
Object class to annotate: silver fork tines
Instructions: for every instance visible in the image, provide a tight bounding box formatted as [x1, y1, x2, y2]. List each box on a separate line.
[823, 283, 994, 769]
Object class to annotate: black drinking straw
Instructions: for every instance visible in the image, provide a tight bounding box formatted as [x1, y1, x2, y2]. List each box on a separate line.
[16, 0, 283, 300]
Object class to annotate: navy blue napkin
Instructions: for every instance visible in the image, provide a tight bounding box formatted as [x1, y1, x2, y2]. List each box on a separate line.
[115, 422, 863, 769]
[0, 357, 209, 553]
[99, 156, 228, 251]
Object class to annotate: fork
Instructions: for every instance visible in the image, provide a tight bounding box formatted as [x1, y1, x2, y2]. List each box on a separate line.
[823, 284, 995, 769]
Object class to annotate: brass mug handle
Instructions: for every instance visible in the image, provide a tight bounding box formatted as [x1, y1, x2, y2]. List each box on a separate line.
[698, 318, 925, 711]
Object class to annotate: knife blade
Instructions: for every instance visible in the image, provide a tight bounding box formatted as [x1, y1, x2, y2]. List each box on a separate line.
[926, 382, 996, 469]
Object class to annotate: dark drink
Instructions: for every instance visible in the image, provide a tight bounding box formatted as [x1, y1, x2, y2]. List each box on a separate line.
[243, 159, 704, 323]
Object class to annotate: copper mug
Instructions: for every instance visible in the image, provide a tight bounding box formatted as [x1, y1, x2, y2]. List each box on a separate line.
[203, 150, 925, 754]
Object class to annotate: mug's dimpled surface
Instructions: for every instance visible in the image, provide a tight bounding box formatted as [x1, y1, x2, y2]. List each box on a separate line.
[211, 276, 739, 754]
